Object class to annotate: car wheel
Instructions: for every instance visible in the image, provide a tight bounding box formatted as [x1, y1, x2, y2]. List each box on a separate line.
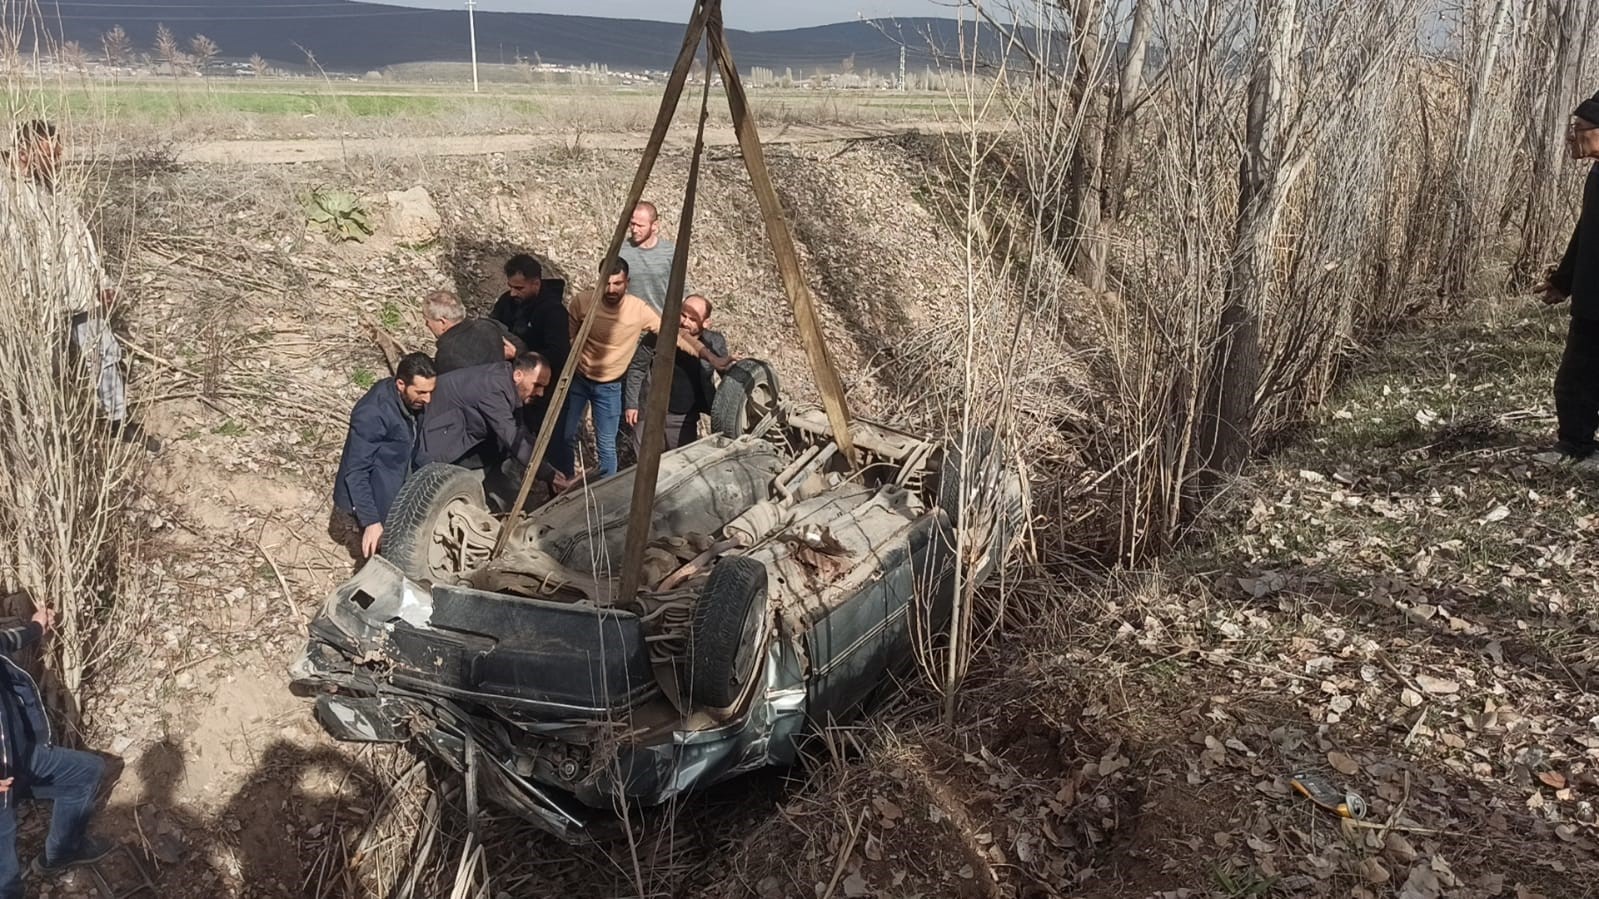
[937, 429, 999, 532]
[937, 429, 1021, 559]
[686, 555, 769, 709]
[710, 359, 781, 438]
[382, 463, 490, 585]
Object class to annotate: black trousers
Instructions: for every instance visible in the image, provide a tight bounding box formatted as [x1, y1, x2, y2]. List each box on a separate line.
[1555, 317, 1599, 454]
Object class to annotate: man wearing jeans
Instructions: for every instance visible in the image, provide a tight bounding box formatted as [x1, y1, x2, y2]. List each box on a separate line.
[563, 259, 729, 479]
[0, 606, 112, 897]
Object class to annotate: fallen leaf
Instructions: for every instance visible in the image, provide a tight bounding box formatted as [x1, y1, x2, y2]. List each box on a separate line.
[1328, 751, 1361, 776]
[1384, 833, 1417, 865]
[1401, 688, 1425, 708]
[872, 796, 903, 821]
[1401, 863, 1442, 899]
[1099, 754, 1131, 776]
[1538, 771, 1567, 790]
[1360, 857, 1392, 884]
[1416, 674, 1460, 695]
[843, 872, 870, 897]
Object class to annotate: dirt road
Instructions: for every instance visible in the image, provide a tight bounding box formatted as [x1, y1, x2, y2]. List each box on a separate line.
[177, 121, 951, 165]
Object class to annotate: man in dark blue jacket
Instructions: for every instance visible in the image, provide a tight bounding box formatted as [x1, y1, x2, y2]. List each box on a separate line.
[333, 353, 437, 558]
[1, 605, 112, 898]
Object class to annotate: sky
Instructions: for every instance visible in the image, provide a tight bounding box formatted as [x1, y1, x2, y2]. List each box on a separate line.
[364, 0, 953, 31]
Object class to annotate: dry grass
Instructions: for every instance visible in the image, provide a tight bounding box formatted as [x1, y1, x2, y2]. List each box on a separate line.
[0, 70, 152, 726]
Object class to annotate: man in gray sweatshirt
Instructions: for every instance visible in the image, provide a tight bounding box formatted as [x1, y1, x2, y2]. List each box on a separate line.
[618, 201, 675, 314]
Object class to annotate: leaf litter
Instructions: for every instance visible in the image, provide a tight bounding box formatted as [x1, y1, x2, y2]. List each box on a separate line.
[712, 315, 1599, 898]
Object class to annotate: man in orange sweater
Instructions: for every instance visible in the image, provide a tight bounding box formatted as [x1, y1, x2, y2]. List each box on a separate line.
[563, 258, 728, 478]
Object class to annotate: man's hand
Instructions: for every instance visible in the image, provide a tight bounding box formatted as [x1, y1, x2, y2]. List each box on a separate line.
[361, 523, 384, 558]
[624, 408, 640, 427]
[30, 606, 54, 634]
[551, 471, 580, 494]
[0, 778, 12, 794]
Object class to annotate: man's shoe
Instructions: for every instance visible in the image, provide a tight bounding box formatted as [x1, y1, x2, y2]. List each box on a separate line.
[1532, 441, 1587, 466]
[31, 836, 117, 875]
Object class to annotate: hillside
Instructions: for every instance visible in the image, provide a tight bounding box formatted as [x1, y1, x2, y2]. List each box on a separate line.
[44, 0, 979, 74]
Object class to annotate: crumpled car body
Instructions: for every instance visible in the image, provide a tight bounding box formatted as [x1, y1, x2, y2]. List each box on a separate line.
[291, 400, 1023, 842]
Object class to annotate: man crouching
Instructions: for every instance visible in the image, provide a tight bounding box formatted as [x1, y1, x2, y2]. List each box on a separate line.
[0, 605, 113, 897]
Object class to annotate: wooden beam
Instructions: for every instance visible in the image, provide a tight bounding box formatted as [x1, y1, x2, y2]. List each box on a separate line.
[491, 0, 710, 559]
[616, 57, 714, 602]
[705, 3, 858, 464]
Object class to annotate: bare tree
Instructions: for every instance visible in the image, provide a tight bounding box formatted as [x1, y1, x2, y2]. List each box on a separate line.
[100, 24, 130, 67]
[59, 40, 87, 75]
[249, 52, 269, 78]
[1513, 0, 1599, 284]
[1436, 0, 1516, 300]
[190, 33, 219, 75]
[154, 23, 180, 76]
[1104, 0, 1155, 220]
[1065, 0, 1110, 292]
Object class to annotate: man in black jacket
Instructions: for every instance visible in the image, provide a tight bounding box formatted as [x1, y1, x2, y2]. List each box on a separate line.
[1537, 92, 1599, 465]
[623, 294, 729, 450]
[490, 255, 574, 478]
[0, 606, 112, 898]
[420, 353, 571, 493]
[424, 290, 522, 375]
[332, 353, 437, 558]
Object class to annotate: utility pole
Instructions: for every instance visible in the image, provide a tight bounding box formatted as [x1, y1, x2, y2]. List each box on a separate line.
[899, 45, 906, 92]
[466, 0, 480, 93]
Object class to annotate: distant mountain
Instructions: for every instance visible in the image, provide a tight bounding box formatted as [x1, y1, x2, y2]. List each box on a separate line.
[39, 1, 985, 75]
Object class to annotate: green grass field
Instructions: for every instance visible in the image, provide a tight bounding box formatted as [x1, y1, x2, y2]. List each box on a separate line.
[34, 77, 949, 139]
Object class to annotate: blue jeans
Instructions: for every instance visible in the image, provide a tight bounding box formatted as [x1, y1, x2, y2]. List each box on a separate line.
[562, 375, 623, 478]
[0, 745, 106, 897]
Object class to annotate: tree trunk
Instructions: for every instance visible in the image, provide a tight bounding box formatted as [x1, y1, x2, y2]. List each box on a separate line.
[1067, 0, 1109, 292]
[1104, 0, 1153, 222]
[1440, 0, 1514, 300]
[1195, 0, 1297, 480]
[1514, 0, 1596, 284]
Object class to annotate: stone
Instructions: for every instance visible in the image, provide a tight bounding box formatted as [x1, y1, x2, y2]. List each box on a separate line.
[383, 186, 441, 246]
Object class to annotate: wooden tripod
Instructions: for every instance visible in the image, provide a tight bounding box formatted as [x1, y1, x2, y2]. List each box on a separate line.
[490, 0, 857, 605]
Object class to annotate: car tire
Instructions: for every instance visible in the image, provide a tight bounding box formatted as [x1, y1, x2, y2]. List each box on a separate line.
[938, 429, 1023, 567]
[382, 463, 487, 584]
[686, 555, 769, 709]
[710, 359, 781, 438]
[937, 429, 1000, 531]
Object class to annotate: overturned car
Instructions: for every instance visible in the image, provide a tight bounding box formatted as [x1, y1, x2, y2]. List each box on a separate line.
[291, 361, 1025, 841]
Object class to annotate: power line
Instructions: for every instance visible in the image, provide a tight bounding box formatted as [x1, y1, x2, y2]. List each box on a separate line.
[44, 9, 437, 21]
